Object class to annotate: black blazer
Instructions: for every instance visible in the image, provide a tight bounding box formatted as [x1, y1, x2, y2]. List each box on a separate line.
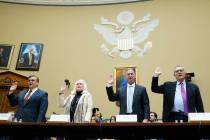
[151, 77, 204, 122]
[106, 84, 150, 122]
[7, 89, 48, 122]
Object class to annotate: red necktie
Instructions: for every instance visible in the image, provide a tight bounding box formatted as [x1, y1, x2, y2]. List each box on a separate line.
[24, 90, 32, 104]
[180, 83, 188, 114]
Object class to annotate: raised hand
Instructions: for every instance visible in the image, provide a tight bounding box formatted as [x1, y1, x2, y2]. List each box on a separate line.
[60, 83, 68, 93]
[154, 66, 162, 77]
[9, 81, 18, 94]
[107, 74, 114, 86]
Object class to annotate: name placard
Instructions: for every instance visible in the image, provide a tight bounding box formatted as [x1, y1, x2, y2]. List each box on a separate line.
[188, 113, 210, 122]
[116, 114, 137, 122]
[48, 114, 70, 122]
[0, 113, 13, 121]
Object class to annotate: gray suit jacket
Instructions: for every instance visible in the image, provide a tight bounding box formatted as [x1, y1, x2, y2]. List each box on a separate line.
[106, 84, 150, 122]
[7, 89, 48, 122]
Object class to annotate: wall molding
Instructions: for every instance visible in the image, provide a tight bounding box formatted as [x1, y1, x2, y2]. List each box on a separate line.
[0, 0, 149, 6]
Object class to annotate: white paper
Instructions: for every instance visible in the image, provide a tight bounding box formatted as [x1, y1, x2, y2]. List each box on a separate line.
[0, 113, 13, 121]
[48, 114, 70, 122]
[188, 113, 210, 121]
[116, 114, 137, 122]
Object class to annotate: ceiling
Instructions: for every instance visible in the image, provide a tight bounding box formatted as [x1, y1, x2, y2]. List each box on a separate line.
[0, 0, 149, 6]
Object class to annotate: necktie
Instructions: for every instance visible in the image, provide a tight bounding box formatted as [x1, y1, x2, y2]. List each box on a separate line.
[24, 90, 32, 104]
[180, 83, 188, 113]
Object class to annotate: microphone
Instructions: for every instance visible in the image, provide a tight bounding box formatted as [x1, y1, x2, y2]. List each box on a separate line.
[64, 79, 70, 88]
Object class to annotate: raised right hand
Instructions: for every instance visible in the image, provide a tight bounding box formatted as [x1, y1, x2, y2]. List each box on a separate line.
[60, 83, 68, 93]
[154, 67, 162, 77]
[107, 74, 114, 85]
[9, 81, 18, 94]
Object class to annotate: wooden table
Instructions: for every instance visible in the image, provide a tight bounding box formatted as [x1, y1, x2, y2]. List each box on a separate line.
[0, 121, 210, 139]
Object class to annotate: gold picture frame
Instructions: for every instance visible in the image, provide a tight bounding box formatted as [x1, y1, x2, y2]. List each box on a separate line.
[0, 44, 15, 70]
[114, 66, 137, 92]
[16, 43, 43, 71]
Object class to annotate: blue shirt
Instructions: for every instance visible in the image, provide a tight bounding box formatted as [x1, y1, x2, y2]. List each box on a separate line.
[172, 80, 186, 112]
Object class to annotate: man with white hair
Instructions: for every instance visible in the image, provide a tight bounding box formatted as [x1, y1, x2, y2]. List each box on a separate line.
[151, 65, 204, 122]
[22, 47, 35, 67]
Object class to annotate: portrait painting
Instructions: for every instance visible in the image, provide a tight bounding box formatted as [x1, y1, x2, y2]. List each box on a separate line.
[114, 66, 137, 92]
[0, 44, 14, 69]
[16, 43, 43, 71]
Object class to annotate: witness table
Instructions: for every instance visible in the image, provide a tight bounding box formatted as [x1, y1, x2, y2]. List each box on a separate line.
[0, 121, 210, 139]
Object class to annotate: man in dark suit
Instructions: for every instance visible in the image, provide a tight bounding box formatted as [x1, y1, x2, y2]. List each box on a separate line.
[22, 47, 36, 67]
[7, 75, 48, 122]
[151, 66, 204, 122]
[106, 68, 150, 122]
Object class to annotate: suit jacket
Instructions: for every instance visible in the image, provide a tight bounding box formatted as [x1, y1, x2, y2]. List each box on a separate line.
[106, 84, 150, 122]
[58, 91, 93, 122]
[7, 89, 48, 122]
[151, 77, 204, 122]
[0, 51, 8, 67]
[23, 52, 35, 67]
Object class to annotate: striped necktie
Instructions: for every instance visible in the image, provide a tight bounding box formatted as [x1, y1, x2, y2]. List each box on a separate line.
[24, 90, 32, 104]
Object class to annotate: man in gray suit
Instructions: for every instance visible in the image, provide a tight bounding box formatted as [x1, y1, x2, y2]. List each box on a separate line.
[7, 75, 48, 122]
[106, 68, 150, 122]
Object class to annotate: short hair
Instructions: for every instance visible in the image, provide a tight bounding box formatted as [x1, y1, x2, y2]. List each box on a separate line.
[174, 65, 185, 72]
[150, 112, 158, 119]
[28, 75, 39, 82]
[92, 108, 99, 115]
[109, 116, 116, 123]
[126, 68, 135, 74]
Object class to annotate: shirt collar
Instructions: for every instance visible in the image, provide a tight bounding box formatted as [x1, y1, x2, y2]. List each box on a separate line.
[28, 87, 38, 93]
[127, 82, 135, 87]
[177, 80, 186, 86]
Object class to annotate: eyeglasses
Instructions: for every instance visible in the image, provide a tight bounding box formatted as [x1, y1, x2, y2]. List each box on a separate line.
[175, 69, 184, 73]
[28, 79, 36, 82]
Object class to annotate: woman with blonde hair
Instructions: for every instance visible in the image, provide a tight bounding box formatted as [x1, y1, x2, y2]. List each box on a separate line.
[58, 79, 93, 122]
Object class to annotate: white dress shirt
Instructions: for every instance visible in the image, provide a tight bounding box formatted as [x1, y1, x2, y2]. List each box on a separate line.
[24, 87, 38, 100]
[127, 83, 135, 113]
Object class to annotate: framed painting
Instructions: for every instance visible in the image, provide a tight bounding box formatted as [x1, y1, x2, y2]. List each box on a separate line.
[114, 66, 137, 92]
[16, 43, 43, 71]
[0, 44, 15, 69]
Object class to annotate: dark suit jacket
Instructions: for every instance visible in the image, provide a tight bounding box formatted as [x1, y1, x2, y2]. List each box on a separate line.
[151, 77, 204, 122]
[23, 52, 35, 67]
[0, 51, 8, 67]
[7, 89, 48, 122]
[106, 84, 150, 122]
